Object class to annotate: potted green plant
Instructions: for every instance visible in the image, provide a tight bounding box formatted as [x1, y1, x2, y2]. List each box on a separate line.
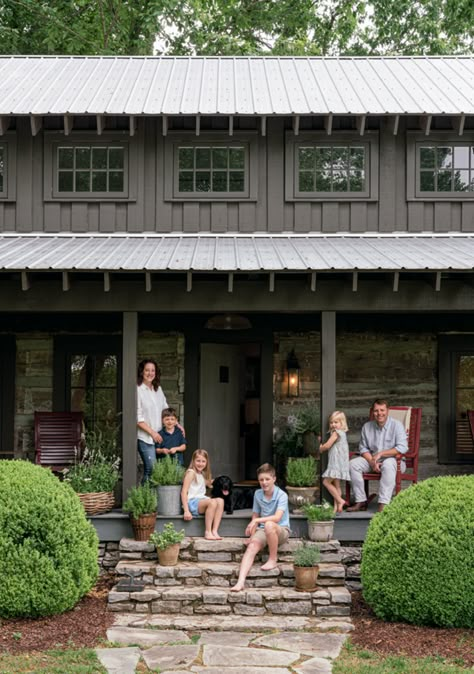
[150, 456, 186, 516]
[149, 522, 185, 566]
[293, 405, 320, 456]
[285, 455, 319, 513]
[302, 501, 335, 542]
[293, 542, 321, 592]
[123, 483, 158, 541]
[63, 439, 120, 516]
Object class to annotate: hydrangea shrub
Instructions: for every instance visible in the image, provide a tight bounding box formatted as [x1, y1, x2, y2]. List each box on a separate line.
[0, 460, 99, 618]
[361, 475, 474, 628]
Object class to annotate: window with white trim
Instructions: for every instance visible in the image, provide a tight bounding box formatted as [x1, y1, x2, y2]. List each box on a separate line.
[418, 144, 474, 194]
[285, 132, 378, 201]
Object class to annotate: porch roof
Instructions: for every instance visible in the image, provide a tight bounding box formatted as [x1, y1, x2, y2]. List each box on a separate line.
[0, 56, 473, 116]
[0, 233, 474, 273]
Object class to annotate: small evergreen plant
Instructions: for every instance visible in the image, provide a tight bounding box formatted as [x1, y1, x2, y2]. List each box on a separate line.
[293, 543, 320, 567]
[150, 455, 186, 486]
[149, 522, 185, 550]
[123, 483, 158, 519]
[0, 460, 98, 618]
[302, 501, 334, 521]
[285, 455, 318, 487]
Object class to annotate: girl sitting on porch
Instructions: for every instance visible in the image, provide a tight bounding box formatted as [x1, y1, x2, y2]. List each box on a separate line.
[319, 410, 350, 514]
[181, 449, 225, 540]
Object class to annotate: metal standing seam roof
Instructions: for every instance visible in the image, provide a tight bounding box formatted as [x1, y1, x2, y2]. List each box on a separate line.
[0, 56, 473, 116]
[0, 234, 474, 273]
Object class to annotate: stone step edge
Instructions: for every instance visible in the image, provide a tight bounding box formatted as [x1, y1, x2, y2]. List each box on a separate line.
[115, 560, 346, 578]
[111, 612, 354, 633]
[109, 583, 351, 603]
[119, 537, 341, 553]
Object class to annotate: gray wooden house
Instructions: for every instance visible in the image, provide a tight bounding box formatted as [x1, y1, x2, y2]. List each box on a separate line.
[0, 56, 473, 517]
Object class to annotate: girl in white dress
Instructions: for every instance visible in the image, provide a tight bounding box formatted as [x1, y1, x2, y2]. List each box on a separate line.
[181, 449, 225, 540]
[319, 411, 350, 513]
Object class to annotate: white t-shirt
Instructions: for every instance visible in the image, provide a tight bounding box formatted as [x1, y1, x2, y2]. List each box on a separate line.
[187, 471, 207, 500]
[137, 383, 168, 444]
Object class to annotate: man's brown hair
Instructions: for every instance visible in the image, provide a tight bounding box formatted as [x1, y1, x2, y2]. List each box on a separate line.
[372, 398, 389, 408]
[257, 463, 276, 478]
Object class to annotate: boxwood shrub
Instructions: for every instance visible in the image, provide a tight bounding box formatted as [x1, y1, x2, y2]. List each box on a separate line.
[0, 460, 99, 618]
[361, 475, 474, 628]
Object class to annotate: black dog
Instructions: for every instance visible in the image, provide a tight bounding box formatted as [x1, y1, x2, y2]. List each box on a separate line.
[211, 475, 234, 515]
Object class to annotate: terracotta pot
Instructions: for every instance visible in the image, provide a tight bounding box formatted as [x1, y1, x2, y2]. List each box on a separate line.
[130, 512, 157, 541]
[307, 519, 334, 542]
[294, 564, 319, 592]
[157, 543, 180, 566]
[286, 485, 320, 513]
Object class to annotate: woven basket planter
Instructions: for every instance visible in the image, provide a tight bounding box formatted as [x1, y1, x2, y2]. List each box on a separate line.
[77, 491, 115, 516]
[130, 513, 157, 541]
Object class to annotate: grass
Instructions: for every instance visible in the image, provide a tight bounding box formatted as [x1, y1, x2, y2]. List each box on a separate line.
[333, 643, 470, 674]
[0, 647, 107, 673]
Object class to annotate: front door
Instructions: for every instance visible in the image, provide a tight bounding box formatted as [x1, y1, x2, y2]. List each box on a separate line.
[199, 344, 243, 480]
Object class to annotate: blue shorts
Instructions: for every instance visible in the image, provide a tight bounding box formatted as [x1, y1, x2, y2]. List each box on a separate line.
[188, 497, 208, 516]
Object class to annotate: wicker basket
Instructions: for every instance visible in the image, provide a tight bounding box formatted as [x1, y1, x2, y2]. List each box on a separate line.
[77, 491, 115, 516]
[130, 513, 157, 541]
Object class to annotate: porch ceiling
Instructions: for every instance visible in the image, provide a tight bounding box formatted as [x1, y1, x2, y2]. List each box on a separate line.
[0, 233, 474, 274]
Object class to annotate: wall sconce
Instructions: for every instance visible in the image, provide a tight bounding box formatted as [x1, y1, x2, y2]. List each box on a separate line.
[286, 349, 300, 397]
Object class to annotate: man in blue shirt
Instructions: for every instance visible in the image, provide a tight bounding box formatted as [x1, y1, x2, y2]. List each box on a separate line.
[347, 399, 408, 513]
[230, 463, 290, 592]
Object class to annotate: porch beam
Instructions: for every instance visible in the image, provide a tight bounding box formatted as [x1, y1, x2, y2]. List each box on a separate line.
[96, 114, 105, 135]
[0, 116, 9, 135]
[103, 272, 111, 292]
[30, 115, 42, 136]
[293, 115, 300, 136]
[162, 115, 168, 136]
[227, 272, 234, 293]
[310, 271, 317, 292]
[456, 114, 465, 136]
[392, 114, 400, 136]
[269, 272, 275, 293]
[195, 115, 200, 137]
[122, 311, 138, 499]
[21, 271, 30, 291]
[352, 271, 358, 292]
[62, 271, 70, 292]
[186, 271, 193, 292]
[229, 116, 234, 136]
[320, 311, 336, 496]
[324, 113, 333, 136]
[357, 114, 366, 136]
[129, 115, 137, 137]
[393, 271, 400, 292]
[261, 116, 266, 136]
[421, 115, 432, 136]
[64, 115, 73, 136]
[145, 271, 152, 292]
[435, 271, 442, 292]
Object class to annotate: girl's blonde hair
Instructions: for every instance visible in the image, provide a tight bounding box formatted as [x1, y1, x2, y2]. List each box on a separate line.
[188, 449, 212, 482]
[329, 410, 348, 432]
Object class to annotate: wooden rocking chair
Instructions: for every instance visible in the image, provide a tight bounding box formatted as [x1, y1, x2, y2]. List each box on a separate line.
[34, 411, 84, 471]
[346, 406, 422, 504]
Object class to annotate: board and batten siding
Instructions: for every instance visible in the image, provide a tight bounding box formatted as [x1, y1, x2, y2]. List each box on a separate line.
[0, 117, 473, 234]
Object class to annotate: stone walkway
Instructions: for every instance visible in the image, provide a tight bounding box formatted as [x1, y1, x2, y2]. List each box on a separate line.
[95, 614, 352, 673]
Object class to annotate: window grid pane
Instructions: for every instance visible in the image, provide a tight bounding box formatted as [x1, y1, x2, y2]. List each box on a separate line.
[298, 145, 366, 193]
[57, 145, 125, 193]
[419, 144, 474, 193]
[177, 145, 246, 194]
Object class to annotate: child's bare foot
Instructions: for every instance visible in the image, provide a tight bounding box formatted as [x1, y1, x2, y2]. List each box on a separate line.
[211, 531, 222, 540]
[205, 532, 217, 540]
[260, 560, 278, 571]
[230, 583, 245, 592]
[336, 500, 347, 513]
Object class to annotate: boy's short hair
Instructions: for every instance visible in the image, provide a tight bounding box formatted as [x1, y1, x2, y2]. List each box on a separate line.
[161, 407, 178, 419]
[257, 463, 276, 478]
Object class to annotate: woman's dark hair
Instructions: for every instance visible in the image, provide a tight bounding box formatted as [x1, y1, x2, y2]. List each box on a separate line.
[137, 359, 161, 390]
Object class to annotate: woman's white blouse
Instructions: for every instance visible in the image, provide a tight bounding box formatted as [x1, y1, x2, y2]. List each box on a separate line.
[137, 383, 168, 444]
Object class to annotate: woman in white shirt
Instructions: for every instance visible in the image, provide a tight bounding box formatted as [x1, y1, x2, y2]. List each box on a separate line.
[137, 359, 168, 483]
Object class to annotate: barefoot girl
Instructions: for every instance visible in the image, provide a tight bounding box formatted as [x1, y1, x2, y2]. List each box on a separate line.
[181, 449, 224, 540]
[319, 411, 350, 513]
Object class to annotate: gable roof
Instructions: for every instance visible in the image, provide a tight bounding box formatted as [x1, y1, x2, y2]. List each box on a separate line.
[0, 56, 473, 117]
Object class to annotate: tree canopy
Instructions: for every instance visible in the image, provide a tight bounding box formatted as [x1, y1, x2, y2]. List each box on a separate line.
[0, 0, 472, 56]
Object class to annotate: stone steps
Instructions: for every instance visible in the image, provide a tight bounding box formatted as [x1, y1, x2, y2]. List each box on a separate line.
[108, 536, 352, 618]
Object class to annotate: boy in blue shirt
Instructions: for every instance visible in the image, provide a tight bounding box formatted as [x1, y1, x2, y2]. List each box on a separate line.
[156, 407, 186, 465]
[230, 463, 290, 592]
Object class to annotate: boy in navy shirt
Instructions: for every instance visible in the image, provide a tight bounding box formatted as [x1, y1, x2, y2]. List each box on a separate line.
[156, 407, 186, 465]
[230, 463, 290, 592]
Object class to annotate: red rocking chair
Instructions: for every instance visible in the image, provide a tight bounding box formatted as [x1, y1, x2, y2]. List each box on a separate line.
[346, 406, 422, 504]
[34, 411, 84, 471]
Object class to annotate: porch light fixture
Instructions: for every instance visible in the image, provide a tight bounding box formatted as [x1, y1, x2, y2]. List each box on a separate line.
[204, 314, 252, 330]
[286, 349, 300, 397]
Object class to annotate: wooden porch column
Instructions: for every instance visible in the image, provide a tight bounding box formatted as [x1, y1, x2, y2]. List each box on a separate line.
[320, 311, 336, 492]
[122, 311, 138, 502]
[260, 335, 274, 465]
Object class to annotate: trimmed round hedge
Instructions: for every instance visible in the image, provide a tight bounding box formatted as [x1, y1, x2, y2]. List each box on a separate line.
[361, 475, 474, 628]
[0, 460, 99, 618]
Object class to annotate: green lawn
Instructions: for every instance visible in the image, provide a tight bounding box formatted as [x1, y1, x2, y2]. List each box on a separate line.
[0, 648, 107, 674]
[333, 643, 471, 674]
